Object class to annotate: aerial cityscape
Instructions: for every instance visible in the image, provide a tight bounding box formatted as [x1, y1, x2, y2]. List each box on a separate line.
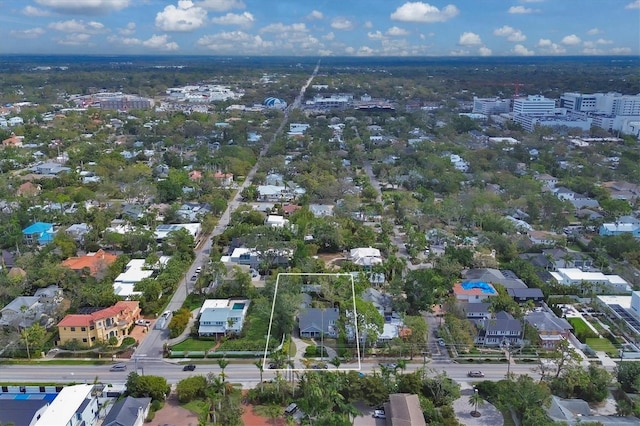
[1, 3, 640, 426]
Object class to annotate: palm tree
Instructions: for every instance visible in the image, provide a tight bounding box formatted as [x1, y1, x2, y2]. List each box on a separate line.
[254, 360, 265, 392]
[217, 358, 229, 395]
[469, 389, 484, 417]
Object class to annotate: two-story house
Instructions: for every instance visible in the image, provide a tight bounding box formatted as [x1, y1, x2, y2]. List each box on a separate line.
[57, 301, 140, 347]
[453, 281, 498, 304]
[525, 311, 573, 350]
[197, 299, 250, 337]
[298, 308, 339, 338]
[62, 249, 118, 278]
[475, 311, 523, 347]
[22, 222, 56, 245]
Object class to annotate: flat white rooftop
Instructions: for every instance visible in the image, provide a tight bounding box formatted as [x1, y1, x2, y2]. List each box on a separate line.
[35, 384, 93, 426]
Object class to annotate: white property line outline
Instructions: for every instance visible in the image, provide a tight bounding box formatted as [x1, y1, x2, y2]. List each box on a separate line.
[262, 272, 362, 372]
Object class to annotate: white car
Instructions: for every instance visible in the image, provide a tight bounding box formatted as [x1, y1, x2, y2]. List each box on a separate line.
[373, 409, 386, 419]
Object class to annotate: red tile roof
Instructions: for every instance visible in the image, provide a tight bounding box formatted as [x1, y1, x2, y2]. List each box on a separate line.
[61, 250, 117, 276]
[58, 301, 139, 327]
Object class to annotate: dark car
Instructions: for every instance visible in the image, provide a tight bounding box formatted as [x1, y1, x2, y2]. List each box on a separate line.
[183, 364, 196, 371]
[190, 275, 197, 281]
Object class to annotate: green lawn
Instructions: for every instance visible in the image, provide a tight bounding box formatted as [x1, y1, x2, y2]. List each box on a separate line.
[171, 338, 217, 352]
[586, 338, 618, 356]
[182, 400, 208, 419]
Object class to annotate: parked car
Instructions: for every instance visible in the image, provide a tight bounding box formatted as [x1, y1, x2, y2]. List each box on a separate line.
[311, 363, 328, 369]
[284, 403, 298, 415]
[135, 319, 151, 326]
[195, 267, 202, 273]
[373, 409, 386, 419]
[190, 275, 197, 281]
[380, 362, 398, 370]
[467, 371, 485, 378]
[438, 338, 446, 347]
[110, 363, 127, 371]
[183, 364, 196, 371]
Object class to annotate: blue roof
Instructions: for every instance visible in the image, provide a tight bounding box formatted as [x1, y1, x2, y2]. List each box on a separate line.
[22, 222, 53, 235]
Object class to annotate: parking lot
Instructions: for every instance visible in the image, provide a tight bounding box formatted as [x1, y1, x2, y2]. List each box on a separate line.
[353, 402, 387, 426]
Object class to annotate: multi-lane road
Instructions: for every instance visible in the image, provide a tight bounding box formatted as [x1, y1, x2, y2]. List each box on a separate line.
[1, 360, 540, 388]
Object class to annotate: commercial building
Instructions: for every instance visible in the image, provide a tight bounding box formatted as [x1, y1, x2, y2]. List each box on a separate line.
[472, 97, 511, 115]
[550, 268, 631, 294]
[513, 95, 556, 115]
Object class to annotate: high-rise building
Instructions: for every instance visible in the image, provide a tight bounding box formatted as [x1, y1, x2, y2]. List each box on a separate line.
[472, 97, 512, 115]
[513, 95, 556, 115]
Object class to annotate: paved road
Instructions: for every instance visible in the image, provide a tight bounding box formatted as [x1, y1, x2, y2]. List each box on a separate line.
[0, 360, 542, 389]
[134, 60, 320, 360]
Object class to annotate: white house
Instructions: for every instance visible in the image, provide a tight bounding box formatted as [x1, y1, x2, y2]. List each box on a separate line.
[349, 247, 382, 266]
[113, 259, 153, 298]
[550, 268, 632, 294]
[198, 299, 250, 336]
[154, 223, 201, 242]
[7, 116, 24, 126]
[35, 384, 99, 426]
[265, 215, 288, 228]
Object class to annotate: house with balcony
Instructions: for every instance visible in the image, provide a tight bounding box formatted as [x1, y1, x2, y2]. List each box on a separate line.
[197, 299, 250, 337]
[474, 311, 523, 347]
[34, 384, 99, 426]
[57, 301, 141, 347]
[22, 222, 56, 245]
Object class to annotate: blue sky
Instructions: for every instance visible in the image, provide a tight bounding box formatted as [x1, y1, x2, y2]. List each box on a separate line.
[1, 0, 639, 56]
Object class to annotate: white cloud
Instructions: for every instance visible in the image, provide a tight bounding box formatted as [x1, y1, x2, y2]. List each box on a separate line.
[625, 1, 640, 9]
[586, 28, 603, 36]
[367, 31, 384, 40]
[35, 0, 129, 14]
[582, 47, 603, 55]
[331, 17, 354, 30]
[390, 2, 459, 23]
[357, 46, 375, 56]
[10, 28, 46, 39]
[48, 19, 106, 33]
[478, 46, 492, 56]
[261, 22, 307, 34]
[307, 10, 323, 20]
[118, 22, 136, 36]
[561, 34, 581, 45]
[211, 12, 254, 27]
[363, 21, 373, 29]
[197, 30, 273, 54]
[142, 34, 179, 50]
[512, 44, 534, 56]
[22, 6, 50, 17]
[537, 38, 566, 54]
[156, 1, 208, 32]
[508, 6, 537, 14]
[595, 38, 613, 45]
[493, 25, 526, 42]
[458, 32, 482, 46]
[450, 49, 470, 56]
[387, 26, 409, 36]
[611, 47, 632, 54]
[57, 33, 92, 46]
[322, 32, 334, 41]
[196, 0, 244, 11]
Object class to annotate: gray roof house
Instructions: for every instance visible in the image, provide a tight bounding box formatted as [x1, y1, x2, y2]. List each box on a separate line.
[361, 287, 393, 316]
[475, 311, 523, 346]
[463, 302, 491, 320]
[525, 311, 573, 349]
[462, 268, 527, 289]
[0, 296, 42, 328]
[298, 308, 339, 338]
[506, 287, 545, 303]
[547, 396, 640, 425]
[0, 399, 50, 426]
[103, 396, 151, 426]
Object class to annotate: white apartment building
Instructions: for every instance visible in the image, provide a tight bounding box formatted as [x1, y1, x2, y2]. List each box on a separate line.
[513, 95, 556, 115]
[472, 97, 511, 115]
[561, 92, 640, 116]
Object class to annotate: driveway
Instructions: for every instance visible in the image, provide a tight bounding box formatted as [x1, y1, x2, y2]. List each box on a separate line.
[453, 385, 503, 426]
[353, 401, 387, 426]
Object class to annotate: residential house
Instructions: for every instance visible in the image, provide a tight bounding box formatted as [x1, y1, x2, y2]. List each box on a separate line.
[525, 311, 573, 349]
[65, 223, 92, 242]
[113, 259, 154, 298]
[62, 249, 118, 278]
[103, 396, 151, 426]
[462, 268, 528, 289]
[223, 247, 260, 269]
[349, 247, 382, 267]
[361, 287, 393, 317]
[550, 268, 631, 294]
[553, 186, 577, 201]
[309, 204, 334, 217]
[475, 311, 523, 347]
[153, 223, 201, 243]
[546, 395, 640, 425]
[265, 215, 288, 228]
[463, 303, 491, 320]
[534, 173, 559, 189]
[453, 281, 498, 304]
[7, 117, 24, 126]
[2, 134, 23, 147]
[213, 171, 233, 186]
[57, 301, 141, 347]
[0, 296, 42, 328]
[383, 394, 426, 426]
[34, 384, 99, 426]
[176, 203, 211, 221]
[281, 204, 301, 216]
[0, 398, 50, 426]
[265, 173, 285, 186]
[528, 230, 562, 246]
[30, 162, 70, 175]
[599, 216, 640, 237]
[507, 288, 545, 303]
[22, 222, 56, 245]
[188, 170, 202, 181]
[298, 307, 339, 338]
[197, 299, 250, 337]
[17, 181, 41, 197]
[120, 204, 145, 221]
[1, 250, 15, 269]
